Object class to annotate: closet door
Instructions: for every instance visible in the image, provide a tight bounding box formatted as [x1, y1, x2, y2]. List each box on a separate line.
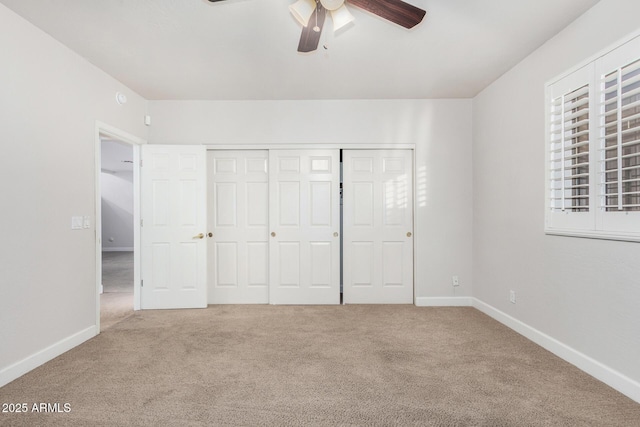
[269, 150, 340, 305]
[343, 150, 414, 304]
[208, 151, 269, 304]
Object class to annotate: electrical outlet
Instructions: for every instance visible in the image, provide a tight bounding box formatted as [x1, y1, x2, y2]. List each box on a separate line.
[510, 290, 516, 304]
[452, 276, 459, 287]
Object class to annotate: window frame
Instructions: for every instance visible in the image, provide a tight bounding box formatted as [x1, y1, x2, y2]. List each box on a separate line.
[545, 33, 640, 242]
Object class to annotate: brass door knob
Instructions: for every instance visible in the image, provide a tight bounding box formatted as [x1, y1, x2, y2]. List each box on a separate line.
[193, 233, 205, 239]
[406, 232, 412, 237]
[271, 232, 276, 237]
[333, 232, 339, 237]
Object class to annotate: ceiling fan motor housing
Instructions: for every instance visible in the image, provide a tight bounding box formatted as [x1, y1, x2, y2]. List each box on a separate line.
[320, 0, 345, 11]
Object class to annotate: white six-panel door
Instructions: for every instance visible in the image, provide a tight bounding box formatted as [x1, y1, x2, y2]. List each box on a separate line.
[208, 151, 269, 304]
[343, 150, 414, 304]
[269, 150, 340, 305]
[141, 145, 207, 309]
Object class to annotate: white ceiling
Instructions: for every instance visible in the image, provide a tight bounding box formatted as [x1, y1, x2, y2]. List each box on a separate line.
[2, 0, 600, 100]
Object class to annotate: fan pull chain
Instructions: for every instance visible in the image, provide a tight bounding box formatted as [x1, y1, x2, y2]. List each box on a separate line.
[313, 1, 320, 32]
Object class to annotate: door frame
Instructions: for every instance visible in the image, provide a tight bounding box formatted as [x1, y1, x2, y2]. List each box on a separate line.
[95, 122, 146, 331]
[204, 143, 416, 304]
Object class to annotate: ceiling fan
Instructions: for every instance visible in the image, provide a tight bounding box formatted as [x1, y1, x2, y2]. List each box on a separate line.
[207, 0, 426, 53]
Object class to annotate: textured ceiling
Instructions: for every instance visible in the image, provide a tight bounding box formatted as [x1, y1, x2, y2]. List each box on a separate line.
[1, 0, 600, 100]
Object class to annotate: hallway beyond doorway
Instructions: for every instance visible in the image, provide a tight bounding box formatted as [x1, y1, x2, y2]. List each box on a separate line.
[101, 251, 134, 329]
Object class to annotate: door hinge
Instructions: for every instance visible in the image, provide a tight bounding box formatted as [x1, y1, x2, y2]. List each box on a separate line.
[141, 279, 144, 287]
[140, 159, 143, 167]
[140, 219, 143, 227]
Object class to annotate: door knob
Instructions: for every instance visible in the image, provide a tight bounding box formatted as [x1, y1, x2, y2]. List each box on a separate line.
[271, 232, 276, 237]
[406, 232, 412, 237]
[333, 232, 339, 237]
[193, 233, 205, 239]
[208, 232, 213, 238]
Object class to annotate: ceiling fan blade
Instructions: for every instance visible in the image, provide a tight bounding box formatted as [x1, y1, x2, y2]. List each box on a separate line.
[348, 0, 425, 29]
[297, 3, 327, 53]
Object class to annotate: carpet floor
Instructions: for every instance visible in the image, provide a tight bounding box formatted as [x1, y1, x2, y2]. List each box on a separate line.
[100, 252, 134, 330]
[1, 306, 639, 426]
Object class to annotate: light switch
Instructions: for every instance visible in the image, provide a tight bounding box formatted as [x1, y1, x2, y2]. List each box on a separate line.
[83, 216, 91, 229]
[71, 216, 83, 230]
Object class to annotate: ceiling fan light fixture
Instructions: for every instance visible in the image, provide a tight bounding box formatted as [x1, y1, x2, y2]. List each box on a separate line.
[320, 0, 345, 11]
[330, 4, 354, 32]
[289, 0, 316, 27]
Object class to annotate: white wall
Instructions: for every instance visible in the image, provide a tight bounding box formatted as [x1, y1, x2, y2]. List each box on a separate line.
[0, 4, 147, 385]
[473, 0, 640, 394]
[101, 171, 134, 251]
[149, 99, 474, 304]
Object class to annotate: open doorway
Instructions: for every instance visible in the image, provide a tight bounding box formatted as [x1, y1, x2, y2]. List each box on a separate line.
[95, 122, 144, 331]
[100, 138, 134, 328]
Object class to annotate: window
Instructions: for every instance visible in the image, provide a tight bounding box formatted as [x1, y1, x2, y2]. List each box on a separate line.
[546, 35, 640, 241]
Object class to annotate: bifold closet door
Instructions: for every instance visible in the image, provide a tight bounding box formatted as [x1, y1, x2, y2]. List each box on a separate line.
[343, 150, 414, 304]
[141, 145, 207, 309]
[208, 151, 269, 304]
[269, 150, 340, 305]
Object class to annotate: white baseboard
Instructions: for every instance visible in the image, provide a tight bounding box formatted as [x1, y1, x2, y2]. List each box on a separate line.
[102, 247, 133, 252]
[473, 298, 640, 404]
[415, 296, 473, 307]
[0, 326, 97, 388]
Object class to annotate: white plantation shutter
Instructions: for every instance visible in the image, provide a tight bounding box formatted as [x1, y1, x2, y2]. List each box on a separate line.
[545, 34, 640, 240]
[549, 84, 590, 212]
[600, 58, 640, 212]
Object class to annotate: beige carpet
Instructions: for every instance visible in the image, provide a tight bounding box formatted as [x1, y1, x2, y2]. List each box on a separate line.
[100, 251, 134, 330]
[101, 252, 134, 294]
[100, 292, 135, 330]
[1, 306, 639, 426]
